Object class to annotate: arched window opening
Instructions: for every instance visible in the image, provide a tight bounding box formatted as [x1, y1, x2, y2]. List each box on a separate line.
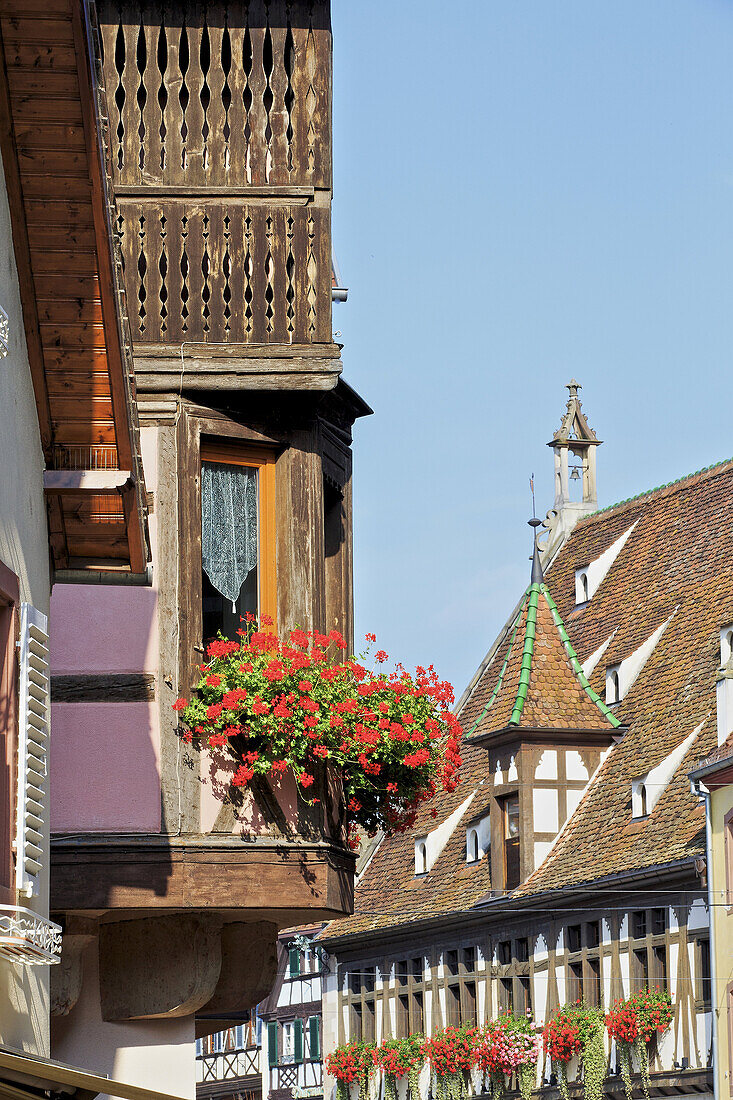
[607, 666, 621, 704]
[467, 829, 479, 863]
[415, 840, 427, 876]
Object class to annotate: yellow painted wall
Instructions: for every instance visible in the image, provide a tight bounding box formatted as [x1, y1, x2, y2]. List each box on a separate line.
[710, 782, 733, 1099]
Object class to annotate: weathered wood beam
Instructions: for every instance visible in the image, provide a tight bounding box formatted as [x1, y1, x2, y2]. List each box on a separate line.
[51, 673, 155, 702]
[134, 366, 342, 393]
[114, 184, 316, 200]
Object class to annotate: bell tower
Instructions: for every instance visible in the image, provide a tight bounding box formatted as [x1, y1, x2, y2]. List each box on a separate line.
[542, 381, 602, 560]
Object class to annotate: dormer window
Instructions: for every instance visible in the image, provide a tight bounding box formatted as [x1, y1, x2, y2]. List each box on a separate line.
[465, 813, 490, 864]
[721, 626, 733, 668]
[606, 665, 621, 704]
[575, 569, 589, 605]
[632, 777, 649, 819]
[415, 839, 428, 876]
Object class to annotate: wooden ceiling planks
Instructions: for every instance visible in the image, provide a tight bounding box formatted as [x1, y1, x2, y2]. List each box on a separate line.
[0, 0, 147, 571]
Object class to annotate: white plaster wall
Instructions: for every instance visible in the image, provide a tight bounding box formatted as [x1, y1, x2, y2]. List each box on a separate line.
[687, 898, 708, 932]
[375, 996, 383, 1043]
[51, 944, 195, 1098]
[619, 949, 630, 997]
[565, 751, 589, 781]
[0, 130, 51, 1060]
[534, 972, 549, 1020]
[0, 174, 50, 617]
[565, 787, 584, 819]
[602, 954, 612, 1008]
[534, 751, 557, 780]
[534, 841, 553, 868]
[533, 788, 559, 833]
[321, 967, 341, 1100]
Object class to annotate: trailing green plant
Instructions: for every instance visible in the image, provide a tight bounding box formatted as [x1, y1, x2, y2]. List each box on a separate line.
[606, 987, 673, 1100]
[543, 1004, 607, 1100]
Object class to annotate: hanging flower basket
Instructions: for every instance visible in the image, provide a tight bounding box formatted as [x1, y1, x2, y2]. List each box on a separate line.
[475, 1017, 541, 1100]
[424, 1026, 477, 1100]
[377, 1035, 425, 1100]
[543, 1004, 607, 1100]
[606, 988, 673, 1100]
[326, 1040, 378, 1100]
[173, 619, 462, 845]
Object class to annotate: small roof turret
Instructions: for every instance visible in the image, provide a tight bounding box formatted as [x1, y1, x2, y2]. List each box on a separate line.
[464, 520, 620, 743]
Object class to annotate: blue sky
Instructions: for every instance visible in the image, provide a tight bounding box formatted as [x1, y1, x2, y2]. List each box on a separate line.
[331, 0, 733, 693]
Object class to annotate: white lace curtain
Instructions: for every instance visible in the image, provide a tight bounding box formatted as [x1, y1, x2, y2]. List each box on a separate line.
[201, 462, 258, 607]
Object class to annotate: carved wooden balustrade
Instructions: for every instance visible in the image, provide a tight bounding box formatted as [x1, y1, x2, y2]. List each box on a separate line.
[95, 0, 333, 357]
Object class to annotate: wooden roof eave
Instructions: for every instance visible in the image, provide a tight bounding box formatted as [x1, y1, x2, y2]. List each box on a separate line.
[0, 0, 149, 576]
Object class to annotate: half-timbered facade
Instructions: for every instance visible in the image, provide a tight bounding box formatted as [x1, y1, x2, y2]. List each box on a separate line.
[322, 386, 726, 1100]
[196, 925, 328, 1100]
[196, 1013, 263, 1100]
[260, 926, 327, 1100]
[0, 0, 364, 1093]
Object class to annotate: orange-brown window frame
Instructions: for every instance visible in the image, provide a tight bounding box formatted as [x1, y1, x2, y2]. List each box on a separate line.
[200, 441, 277, 631]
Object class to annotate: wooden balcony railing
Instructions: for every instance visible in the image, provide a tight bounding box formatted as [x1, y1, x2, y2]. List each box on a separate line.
[95, 0, 333, 351]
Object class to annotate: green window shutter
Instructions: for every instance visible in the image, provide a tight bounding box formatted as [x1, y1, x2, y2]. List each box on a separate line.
[289, 947, 301, 977]
[309, 1016, 321, 1060]
[294, 1018, 304, 1064]
[268, 1022, 278, 1065]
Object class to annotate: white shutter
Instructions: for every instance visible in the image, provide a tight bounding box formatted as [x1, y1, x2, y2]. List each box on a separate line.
[15, 604, 48, 898]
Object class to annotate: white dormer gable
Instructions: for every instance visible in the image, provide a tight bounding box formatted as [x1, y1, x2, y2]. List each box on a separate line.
[466, 814, 490, 863]
[581, 632, 616, 678]
[717, 625, 733, 746]
[414, 790, 477, 875]
[605, 609, 677, 703]
[574, 521, 638, 605]
[632, 722, 704, 818]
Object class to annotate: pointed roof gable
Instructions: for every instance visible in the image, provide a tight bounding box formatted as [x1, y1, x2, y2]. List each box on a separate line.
[549, 379, 601, 447]
[465, 582, 620, 739]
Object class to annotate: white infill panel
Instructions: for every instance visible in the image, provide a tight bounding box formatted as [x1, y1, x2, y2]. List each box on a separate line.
[15, 604, 49, 899]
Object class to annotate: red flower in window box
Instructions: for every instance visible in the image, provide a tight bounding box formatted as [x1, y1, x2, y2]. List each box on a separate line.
[174, 621, 462, 839]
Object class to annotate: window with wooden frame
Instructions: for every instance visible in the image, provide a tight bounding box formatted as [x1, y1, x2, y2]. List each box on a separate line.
[199, 442, 277, 644]
[584, 957, 601, 1007]
[0, 562, 19, 905]
[500, 793, 520, 890]
[629, 907, 668, 994]
[346, 964, 377, 1043]
[568, 960, 583, 1004]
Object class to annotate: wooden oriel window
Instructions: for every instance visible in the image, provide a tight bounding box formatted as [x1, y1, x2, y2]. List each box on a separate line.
[200, 442, 276, 643]
[0, 561, 19, 905]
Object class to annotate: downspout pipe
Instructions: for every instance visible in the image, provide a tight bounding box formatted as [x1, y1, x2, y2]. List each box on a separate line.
[690, 776, 719, 1100]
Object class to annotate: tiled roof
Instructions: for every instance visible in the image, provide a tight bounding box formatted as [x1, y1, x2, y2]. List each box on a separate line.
[324, 460, 733, 941]
[464, 583, 619, 738]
